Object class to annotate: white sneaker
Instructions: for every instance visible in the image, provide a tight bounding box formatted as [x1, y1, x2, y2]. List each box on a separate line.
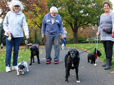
[12, 66, 18, 71]
[6, 66, 11, 72]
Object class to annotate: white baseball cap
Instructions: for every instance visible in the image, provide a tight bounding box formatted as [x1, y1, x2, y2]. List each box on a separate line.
[13, 1, 21, 7]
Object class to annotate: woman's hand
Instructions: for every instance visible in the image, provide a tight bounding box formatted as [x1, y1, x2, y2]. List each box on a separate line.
[26, 35, 29, 39]
[7, 31, 10, 36]
[96, 32, 99, 36]
[42, 35, 45, 38]
[112, 29, 114, 33]
[61, 36, 64, 39]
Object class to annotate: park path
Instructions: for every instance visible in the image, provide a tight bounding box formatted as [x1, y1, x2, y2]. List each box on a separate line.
[0, 47, 114, 85]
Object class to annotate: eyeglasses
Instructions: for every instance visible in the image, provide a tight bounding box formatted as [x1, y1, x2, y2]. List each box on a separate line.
[14, 5, 20, 7]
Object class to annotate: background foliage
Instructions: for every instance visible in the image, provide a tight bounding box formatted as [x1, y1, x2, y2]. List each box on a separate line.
[0, 0, 113, 44]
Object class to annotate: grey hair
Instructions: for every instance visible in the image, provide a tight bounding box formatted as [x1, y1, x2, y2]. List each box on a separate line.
[50, 6, 58, 13]
[8, 0, 24, 11]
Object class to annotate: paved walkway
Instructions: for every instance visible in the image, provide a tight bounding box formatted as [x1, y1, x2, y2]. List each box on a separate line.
[0, 47, 114, 85]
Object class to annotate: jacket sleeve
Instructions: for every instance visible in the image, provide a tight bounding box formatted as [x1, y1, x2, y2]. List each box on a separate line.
[64, 30, 67, 34]
[3, 13, 10, 34]
[111, 12, 114, 30]
[41, 16, 46, 35]
[59, 16, 64, 36]
[98, 15, 102, 34]
[22, 14, 29, 36]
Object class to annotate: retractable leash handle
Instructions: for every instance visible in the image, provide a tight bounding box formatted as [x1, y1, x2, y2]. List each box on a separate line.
[112, 32, 114, 38]
[42, 35, 45, 42]
[42, 38, 44, 42]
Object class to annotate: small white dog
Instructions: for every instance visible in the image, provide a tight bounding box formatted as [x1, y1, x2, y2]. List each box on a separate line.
[17, 61, 29, 76]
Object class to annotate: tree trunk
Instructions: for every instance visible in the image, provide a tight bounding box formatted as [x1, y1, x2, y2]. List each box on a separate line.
[73, 28, 78, 43]
[35, 29, 37, 43]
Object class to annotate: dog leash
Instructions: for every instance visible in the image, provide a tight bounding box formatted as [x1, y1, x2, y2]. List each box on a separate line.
[21, 44, 27, 65]
[95, 36, 99, 59]
[79, 47, 94, 54]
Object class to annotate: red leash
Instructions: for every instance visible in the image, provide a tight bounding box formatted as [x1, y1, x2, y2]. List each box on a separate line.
[95, 53, 97, 59]
[79, 47, 94, 54]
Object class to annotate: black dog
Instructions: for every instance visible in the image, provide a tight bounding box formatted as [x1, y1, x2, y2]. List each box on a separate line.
[87, 48, 102, 65]
[30, 44, 40, 65]
[65, 49, 80, 83]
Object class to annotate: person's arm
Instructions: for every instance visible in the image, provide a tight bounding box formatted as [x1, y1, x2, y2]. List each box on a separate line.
[3, 13, 10, 35]
[41, 16, 46, 38]
[64, 30, 67, 34]
[59, 16, 64, 38]
[22, 14, 29, 39]
[111, 12, 114, 32]
[97, 15, 102, 36]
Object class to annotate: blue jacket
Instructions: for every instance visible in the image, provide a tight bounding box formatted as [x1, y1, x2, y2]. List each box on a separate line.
[41, 13, 64, 36]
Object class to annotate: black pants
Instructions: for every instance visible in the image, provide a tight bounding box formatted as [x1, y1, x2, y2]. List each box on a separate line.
[103, 41, 113, 60]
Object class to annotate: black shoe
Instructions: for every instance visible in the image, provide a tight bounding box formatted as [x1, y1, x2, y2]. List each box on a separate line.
[104, 66, 110, 70]
[104, 59, 111, 70]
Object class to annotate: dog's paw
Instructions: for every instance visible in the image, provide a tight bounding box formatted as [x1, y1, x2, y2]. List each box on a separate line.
[17, 74, 19, 76]
[29, 63, 32, 65]
[65, 80, 68, 83]
[76, 80, 80, 83]
[65, 79, 68, 83]
[38, 62, 40, 64]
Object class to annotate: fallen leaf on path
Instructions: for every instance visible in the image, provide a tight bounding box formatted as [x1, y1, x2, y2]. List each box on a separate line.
[82, 66, 84, 68]
[60, 59, 63, 61]
[72, 74, 74, 76]
[111, 71, 114, 73]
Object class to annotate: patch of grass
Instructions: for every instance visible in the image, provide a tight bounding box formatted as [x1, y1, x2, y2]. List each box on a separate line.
[66, 43, 114, 70]
[0, 47, 41, 73]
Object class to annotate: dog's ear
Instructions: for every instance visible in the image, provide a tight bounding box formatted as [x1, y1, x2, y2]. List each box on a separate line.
[23, 66, 25, 68]
[68, 50, 71, 55]
[77, 51, 79, 56]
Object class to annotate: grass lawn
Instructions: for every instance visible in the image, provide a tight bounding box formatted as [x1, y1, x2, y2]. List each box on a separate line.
[66, 43, 114, 70]
[0, 46, 42, 73]
[0, 43, 114, 73]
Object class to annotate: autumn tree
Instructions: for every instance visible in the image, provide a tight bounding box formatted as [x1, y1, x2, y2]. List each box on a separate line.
[0, 0, 10, 21]
[0, 0, 49, 43]
[47, 0, 112, 43]
[20, 0, 49, 43]
[78, 26, 98, 43]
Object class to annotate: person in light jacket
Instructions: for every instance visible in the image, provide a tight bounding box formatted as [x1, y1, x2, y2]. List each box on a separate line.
[3, 0, 29, 72]
[61, 27, 67, 47]
[41, 6, 64, 64]
[96, 1, 114, 70]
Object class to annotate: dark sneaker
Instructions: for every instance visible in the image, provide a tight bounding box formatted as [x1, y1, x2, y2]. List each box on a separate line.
[54, 61, 59, 64]
[46, 61, 51, 64]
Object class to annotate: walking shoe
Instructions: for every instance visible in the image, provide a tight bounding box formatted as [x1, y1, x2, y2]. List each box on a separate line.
[46, 61, 51, 64]
[54, 61, 59, 64]
[12, 66, 18, 71]
[6, 66, 11, 72]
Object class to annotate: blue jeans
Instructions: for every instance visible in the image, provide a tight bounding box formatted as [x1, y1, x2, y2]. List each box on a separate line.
[5, 36, 21, 67]
[61, 38, 66, 46]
